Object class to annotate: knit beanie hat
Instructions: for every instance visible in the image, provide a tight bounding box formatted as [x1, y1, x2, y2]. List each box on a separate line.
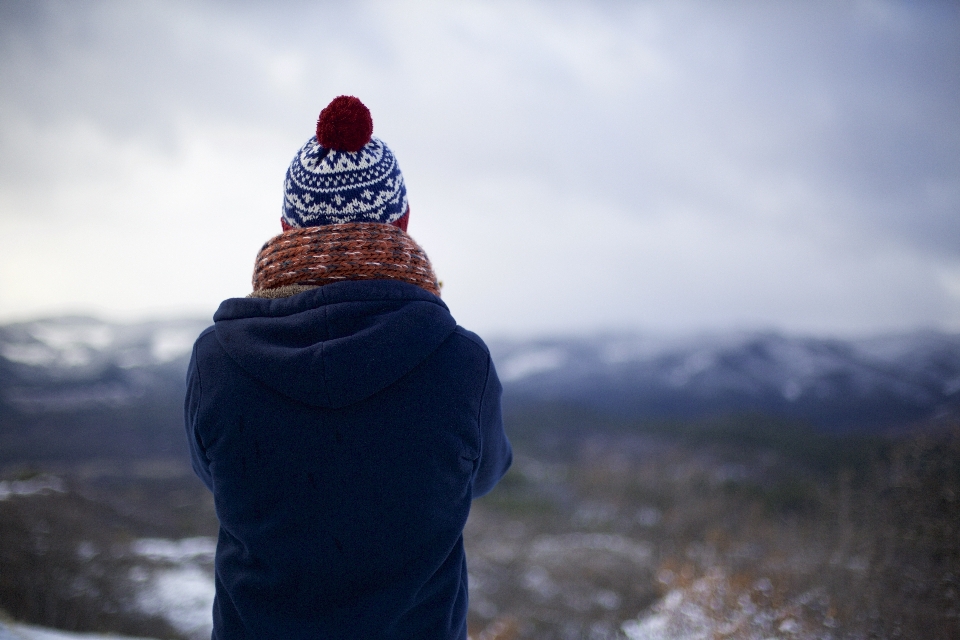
[282, 96, 408, 228]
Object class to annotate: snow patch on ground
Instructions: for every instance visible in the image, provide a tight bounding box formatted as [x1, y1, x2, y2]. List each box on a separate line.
[0, 621, 157, 640]
[129, 537, 216, 640]
[131, 537, 216, 563]
[133, 566, 214, 640]
[621, 569, 837, 640]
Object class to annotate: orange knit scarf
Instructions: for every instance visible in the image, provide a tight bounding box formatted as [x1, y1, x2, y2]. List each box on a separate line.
[252, 223, 440, 297]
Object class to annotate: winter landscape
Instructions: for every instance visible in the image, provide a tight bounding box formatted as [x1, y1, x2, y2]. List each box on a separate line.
[2, 2, 959, 639]
[1, 317, 958, 639]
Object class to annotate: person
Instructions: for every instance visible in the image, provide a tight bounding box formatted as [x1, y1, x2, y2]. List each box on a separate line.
[184, 96, 512, 639]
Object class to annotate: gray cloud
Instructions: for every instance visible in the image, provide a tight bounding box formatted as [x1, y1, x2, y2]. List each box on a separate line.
[0, 0, 958, 333]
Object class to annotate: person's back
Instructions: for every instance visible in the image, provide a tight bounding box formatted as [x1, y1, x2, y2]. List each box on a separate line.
[184, 97, 512, 639]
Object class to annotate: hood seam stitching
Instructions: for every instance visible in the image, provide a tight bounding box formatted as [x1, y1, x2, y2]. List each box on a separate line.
[321, 287, 332, 408]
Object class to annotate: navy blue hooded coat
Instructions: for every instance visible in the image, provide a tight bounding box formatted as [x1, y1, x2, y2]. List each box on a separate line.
[184, 280, 512, 639]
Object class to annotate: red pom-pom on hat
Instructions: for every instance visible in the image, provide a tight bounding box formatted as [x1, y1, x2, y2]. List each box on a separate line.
[315, 96, 373, 152]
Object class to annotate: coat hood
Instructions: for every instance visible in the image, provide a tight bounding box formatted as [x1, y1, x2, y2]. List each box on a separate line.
[213, 281, 456, 409]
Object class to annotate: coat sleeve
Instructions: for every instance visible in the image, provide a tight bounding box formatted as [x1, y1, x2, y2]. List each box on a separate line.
[184, 339, 214, 492]
[472, 355, 513, 498]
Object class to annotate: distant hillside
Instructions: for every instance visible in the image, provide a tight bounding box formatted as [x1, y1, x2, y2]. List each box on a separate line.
[1, 317, 959, 465]
[0, 316, 209, 466]
[490, 331, 960, 430]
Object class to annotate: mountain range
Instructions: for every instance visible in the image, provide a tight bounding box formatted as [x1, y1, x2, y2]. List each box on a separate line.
[490, 330, 960, 430]
[1, 316, 958, 465]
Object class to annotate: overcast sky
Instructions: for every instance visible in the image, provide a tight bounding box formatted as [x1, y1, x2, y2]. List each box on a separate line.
[1, 0, 958, 337]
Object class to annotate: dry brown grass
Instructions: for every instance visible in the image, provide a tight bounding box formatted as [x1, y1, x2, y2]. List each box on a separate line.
[466, 421, 960, 638]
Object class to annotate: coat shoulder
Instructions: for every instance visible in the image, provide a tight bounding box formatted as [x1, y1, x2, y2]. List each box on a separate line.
[450, 326, 491, 357]
[191, 325, 219, 361]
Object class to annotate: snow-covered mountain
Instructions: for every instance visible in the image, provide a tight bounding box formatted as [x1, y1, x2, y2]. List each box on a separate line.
[0, 316, 208, 412]
[0, 317, 210, 465]
[490, 331, 960, 429]
[2, 317, 959, 465]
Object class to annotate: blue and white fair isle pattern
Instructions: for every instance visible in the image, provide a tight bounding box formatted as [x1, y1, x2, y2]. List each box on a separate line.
[282, 136, 408, 227]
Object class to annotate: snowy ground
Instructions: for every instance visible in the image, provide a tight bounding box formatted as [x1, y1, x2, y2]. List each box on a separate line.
[4, 571, 838, 640]
[0, 473, 852, 640]
[0, 621, 156, 640]
[619, 569, 837, 640]
[5, 426, 952, 639]
[128, 537, 216, 640]
[0, 536, 215, 640]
